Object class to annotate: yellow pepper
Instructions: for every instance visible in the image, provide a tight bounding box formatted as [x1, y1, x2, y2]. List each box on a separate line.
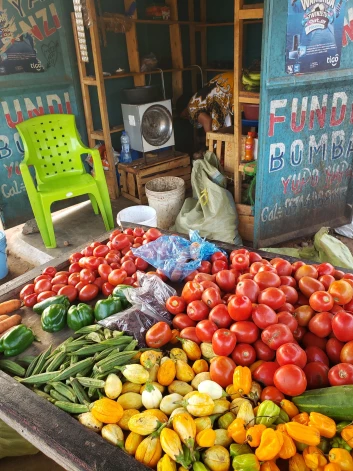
[324, 463, 343, 471]
[194, 417, 212, 433]
[289, 453, 310, 471]
[233, 366, 252, 395]
[280, 399, 299, 419]
[292, 412, 310, 425]
[308, 412, 336, 439]
[341, 424, 353, 448]
[246, 424, 266, 448]
[255, 428, 284, 462]
[196, 428, 216, 448]
[227, 418, 247, 444]
[328, 448, 353, 471]
[260, 461, 280, 471]
[285, 422, 321, 446]
[157, 454, 177, 471]
[303, 446, 327, 469]
[278, 431, 297, 460]
[192, 359, 209, 374]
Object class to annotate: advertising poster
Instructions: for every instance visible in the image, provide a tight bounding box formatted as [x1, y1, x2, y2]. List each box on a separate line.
[286, 0, 347, 74]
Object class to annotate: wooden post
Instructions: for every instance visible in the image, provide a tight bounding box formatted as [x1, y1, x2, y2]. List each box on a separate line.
[124, 0, 145, 86]
[188, 0, 197, 93]
[86, 0, 119, 199]
[166, 0, 184, 103]
[200, 0, 207, 68]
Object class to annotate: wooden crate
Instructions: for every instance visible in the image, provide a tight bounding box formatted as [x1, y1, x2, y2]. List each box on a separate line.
[236, 203, 254, 242]
[119, 151, 191, 204]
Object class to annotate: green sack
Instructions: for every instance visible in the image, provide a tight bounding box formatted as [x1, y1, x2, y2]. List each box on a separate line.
[173, 151, 242, 245]
[0, 419, 38, 459]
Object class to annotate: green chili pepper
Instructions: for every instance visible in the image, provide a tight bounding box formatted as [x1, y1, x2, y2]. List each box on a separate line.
[294, 440, 308, 452]
[33, 295, 70, 315]
[193, 463, 209, 471]
[317, 437, 331, 454]
[41, 304, 67, 333]
[218, 412, 236, 430]
[111, 284, 132, 308]
[67, 303, 94, 331]
[0, 325, 35, 357]
[232, 454, 258, 471]
[331, 436, 352, 452]
[94, 298, 122, 321]
[274, 408, 290, 425]
[337, 421, 351, 434]
[229, 444, 253, 458]
[256, 400, 280, 427]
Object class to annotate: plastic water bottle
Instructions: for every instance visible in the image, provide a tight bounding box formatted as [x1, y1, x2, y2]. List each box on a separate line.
[120, 131, 132, 163]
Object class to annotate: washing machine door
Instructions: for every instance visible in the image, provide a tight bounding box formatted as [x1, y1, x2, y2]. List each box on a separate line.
[141, 104, 173, 147]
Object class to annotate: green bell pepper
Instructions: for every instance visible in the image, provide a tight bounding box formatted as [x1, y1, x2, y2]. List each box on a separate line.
[111, 284, 132, 308]
[94, 298, 122, 321]
[0, 325, 35, 357]
[229, 444, 253, 458]
[256, 400, 280, 427]
[331, 436, 352, 452]
[41, 304, 67, 333]
[67, 303, 94, 331]
[232, 454, 258, 471]
[33, 295, 70, 315]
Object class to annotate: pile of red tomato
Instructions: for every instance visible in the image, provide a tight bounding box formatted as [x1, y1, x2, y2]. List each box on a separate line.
[19, 227, 162, 308]
[164, 249, 353, 398]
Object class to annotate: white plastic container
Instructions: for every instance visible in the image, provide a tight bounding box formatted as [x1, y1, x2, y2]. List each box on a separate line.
[145, 176, 185, 230]
[117, 206, 157, 227]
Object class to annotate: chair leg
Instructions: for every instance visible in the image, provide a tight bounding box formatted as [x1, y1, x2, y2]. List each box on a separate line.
[92, 192, 111, 232]
[41, 200, 57, 249]
[89, 194, 99, 215]
[30, 202, 52, 249]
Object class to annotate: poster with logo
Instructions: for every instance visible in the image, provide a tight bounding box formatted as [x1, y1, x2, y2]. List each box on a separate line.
[286, 0, 347, 74]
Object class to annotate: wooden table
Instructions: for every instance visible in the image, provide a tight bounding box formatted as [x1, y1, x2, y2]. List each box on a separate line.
[0, 226, 339, 471]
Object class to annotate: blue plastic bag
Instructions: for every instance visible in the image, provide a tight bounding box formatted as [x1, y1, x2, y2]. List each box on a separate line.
[131, 230, 224, 282]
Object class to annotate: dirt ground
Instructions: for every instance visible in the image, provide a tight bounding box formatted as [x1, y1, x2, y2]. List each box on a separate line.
[0, 252, 34, 286]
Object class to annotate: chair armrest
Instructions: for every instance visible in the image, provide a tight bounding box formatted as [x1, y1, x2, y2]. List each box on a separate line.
[20, 163, 38, 193]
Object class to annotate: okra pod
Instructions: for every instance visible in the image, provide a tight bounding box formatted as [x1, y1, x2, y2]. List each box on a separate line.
[75, 325, 101, 335]
[101, 336, 133, 346]
[124, 340, 138, 351]
[112, 331, 123, 338]
[103, 328, 113, 339]
[96, 352, 137, 374]
[0, 360, 26, 377]
[70, 355, 78, 366]
[94, 347, 117, 362]
[20, 371, 60, 384]
[68, 343, 108, 357]
[25, 355, 41, 378]
[44, 383, 53, 393]
[51, 382, 77, 402]
[50, 389, 69, 402]
[86, 332, 104, 343]
[52, 357, 95, 382]
[55, 401, 89, 414]
[18, 355, 37, 365]
[76, 377, 105, 388]
[60, 340, 94, 353]
[46, 352, 67, 372]
[32, 345, 52, 376]
[76, 364, 93, 378]
[70, 378, 90, 406]
[33, 388, 56, 403]
[48, 337, 74, 359]
[60, 361, 71, 371]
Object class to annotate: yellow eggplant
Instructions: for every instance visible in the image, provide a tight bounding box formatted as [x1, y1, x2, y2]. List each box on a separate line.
[160, 393, 183, 416]
[168, 381, 194, 397]
[128, 412, 163, 435]
[125, 431, 143, 455]
[117, 409, 140, 430]
[143, 409, 169, 423]
[192, 359, 209, 374]
[135, 435, 162, 468]
[200, 343, 217, 360]
[140, 381, 165, 395]
[173, 412, 197, 449]
[212, 399, 230, 414]
[191, 372, 211, 389]
[180, 338, 202, 361]
[160, 428, 188, 467]
[170, 407, 188, 422]
[140, 350, 162, 369]
[194, 417, 213, 433]
[121, 382, 142, 394]
[183, 392, 214, 417]
[78, 412, 103, 432]
[104, 373, 122, 399]
[157, 454, 177, 471]
[158, 359, 177, 386]
[117, 392, 143, 410]
[101, 424, 124, 447]
[141, 382, 163, 409]
[230, 397, 251, 415]
[170, 348, 188, 363]
[196, 429, 216, 448]
[91, 398, 124, 424]
[120, 364, 150, 384]
[148, 364, 159, 382]
[237, 401, 255, 425]
[198, 380, 224, 400]
[176, 360, 195, 383]
[202, 445, 230, 471]
[214, 429, 233, 448]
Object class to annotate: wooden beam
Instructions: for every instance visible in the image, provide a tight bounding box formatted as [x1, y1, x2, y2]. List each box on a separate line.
[188, 0, 197, 92]
[86, 0, 119, 199]
[239, 8, 264, 20]
[200, 0, 207, 68]
[124, 0, 145, 86]
[166, 0, 183, 103]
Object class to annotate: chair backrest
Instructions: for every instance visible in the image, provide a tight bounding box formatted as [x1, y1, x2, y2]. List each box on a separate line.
[17, 114, 86, 184]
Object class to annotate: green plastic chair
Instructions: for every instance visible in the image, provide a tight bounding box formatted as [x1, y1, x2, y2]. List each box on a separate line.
[17, 114, 114, 249]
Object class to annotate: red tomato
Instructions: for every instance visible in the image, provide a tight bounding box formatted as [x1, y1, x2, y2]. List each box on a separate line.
[90, 241, 102, 248]
[253, 339, 276, 361]
[216, 270, 236, 292]
[23, 293, 38, 307]
[326, 337, 344, 364]
[145, 228, 162, 241]
[166, 296, 186, 315]
[302, 332, 327, 351]
[280, 302, 295, 313]
[305, 346, 329, 367]
[298, 277, 325, 298]
[294, 305, 315, 327]
[309, 291, 334, 312]
[36, 291, 56, 302]
[280, 276, 297, 288]
[294, 264, 318, 281]
[195, 273, 216, 283]
[250, 261, 266, 275]
[237, 273, 253, 282]
[334, 270, 345, 280]
[85, 256, 101, 271]
[253, 361, 278, 386]
[42, 266, 56, 277]
[122, 277, 134, 286]
[252, 304, 278, 329]
[308, 312, 333, 338]
[261, 324, 294, 350]
[108, 269, 127, 287]
[260, 386, 284, 405]
[209, 356, 236, 388]
[236, 279, 260, 303]
[78, 283, 99, 302]
[231, 343, 256, 366]
[293, 326, 307, 342]
[319, 274, 335, 290]
[181, 281, 204, 304]
[278, 285, 298, 305]
[249, 252, 262, 263]
[212, 329, 237, 356]
[253, 271, 281, 290]
[230, 249, 249, 261]
[276, 342, 307, 368]
[212, 260, 228, 274]
[50, 274, 68, 286]
[93, 277, 104, 290]
[179, 326, 201, 344]
[303, 362, 329, 389]
[232, 254, 249, 271]
[80, 269, 95, 284]
[68, 263, 80, 274]
[173, 314, 196, 330]
[133, 227, 144, 237]
[111, 234, 131, 251]
[187, 300, 209, 321]
[328, 363, 353, 386]
[105, 252, 121, 265]
[98, 264, 112, 281]
[20, 284, 35, 300]
[340, 340, 353, 364]
[52, 284, 66, 294]
[81, 246, 94, 257]
[198, 261, 212, 274]
[317, 262, 335, 276]
[202, 287, 222, 309]
[34, 279, 52, 294]
[258, 265, 277, 274]
[209, 304, 233, 328]
[121, 260, 137, 277]
[102, 282, 114, 297]
[274, 364, 307, 396]
[277, 311, 298, 332]
[58, 285, 78, 302]
[184, 271, 199, 282]
[69, 252, 83, 264]
[230, 321, 259, 344]
[34, 274, 52, 283]
[145, 322, 172, 348]
[329, 280, 353, 305]
[227, 295, 252, 321]
[272, 259, 292, 276]
[258, 287, 286, 310]
[135, 257, 149, 271]
[200, 281, 221, 292]
[195, 319, 218, 343]
[343, 273, 353, 288]
[75, 281, 86, 292]
[332, 311, 353, 342]
[68, 273, 80, 287]
[93, 245, 109, 258]
[211, 252, 228, 263]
